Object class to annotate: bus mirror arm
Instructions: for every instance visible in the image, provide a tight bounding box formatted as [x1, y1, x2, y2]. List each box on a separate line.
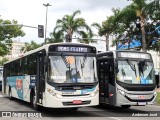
[116, 69, 119, 73]
[44, 57, 49, 72]
[114, 61, 119, 73]
[44, 57, 48, 64]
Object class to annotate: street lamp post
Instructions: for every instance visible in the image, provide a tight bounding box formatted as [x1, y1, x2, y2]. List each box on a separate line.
[43, 3, 51, 44]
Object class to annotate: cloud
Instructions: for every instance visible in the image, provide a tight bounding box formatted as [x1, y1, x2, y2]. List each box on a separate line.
[0, 0, 131, 44]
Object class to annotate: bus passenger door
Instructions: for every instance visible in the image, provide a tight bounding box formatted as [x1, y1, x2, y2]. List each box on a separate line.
[108, 59, 115, 105]
[98, 60, 109, 103]
[36, 51, 45, 104]
[103, 60, 110, 103]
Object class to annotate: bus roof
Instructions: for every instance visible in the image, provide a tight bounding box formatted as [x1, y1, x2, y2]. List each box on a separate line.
[4, 42, 96, 65]
[97, 50, 152, 59]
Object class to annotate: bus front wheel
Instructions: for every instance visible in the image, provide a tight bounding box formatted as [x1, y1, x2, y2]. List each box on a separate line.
[70, 107, 79, 111]
[9, 88, 13, 100]
[30, 93, 40, 110]
[121, 105, 131, 108]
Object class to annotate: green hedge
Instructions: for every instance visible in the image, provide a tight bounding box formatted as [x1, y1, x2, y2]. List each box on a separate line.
[156, 92, 160, 105]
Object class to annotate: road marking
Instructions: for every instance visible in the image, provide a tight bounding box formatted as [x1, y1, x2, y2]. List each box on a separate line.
[0, 94, 4, 97]
[0, 94, 7, 97]
[109, 117, 122, 120]
[93, 112, 122, 120]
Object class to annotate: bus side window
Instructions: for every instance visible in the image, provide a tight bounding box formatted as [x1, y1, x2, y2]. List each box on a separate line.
[29, 54, 37, 75]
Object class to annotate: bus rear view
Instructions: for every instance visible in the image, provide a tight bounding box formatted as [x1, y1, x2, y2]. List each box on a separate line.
[97, 50, 157, 108]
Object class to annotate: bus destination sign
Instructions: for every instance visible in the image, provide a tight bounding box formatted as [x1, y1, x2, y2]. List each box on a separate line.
[118, 52, 151, 59]
[57, 46, 89, 53]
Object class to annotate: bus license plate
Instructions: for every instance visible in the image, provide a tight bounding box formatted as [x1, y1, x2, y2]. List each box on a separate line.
[138, 102, 146, 105]
[73, 100, 82, 104]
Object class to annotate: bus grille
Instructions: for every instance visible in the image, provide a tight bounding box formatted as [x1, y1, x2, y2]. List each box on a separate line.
[62, 100, 91, 106]
[55, 85, 94, 90]
[62, 94, 89, 97]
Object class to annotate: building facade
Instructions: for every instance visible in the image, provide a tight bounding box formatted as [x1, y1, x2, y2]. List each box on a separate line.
[6, 40, 25, 60]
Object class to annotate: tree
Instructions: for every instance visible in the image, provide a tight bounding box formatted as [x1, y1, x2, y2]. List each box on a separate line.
[100, 0, 160, 52]
[45, 31, 64, 44]
[91, 23, 109, 50]
[0, 58, 8, 65]
[53, 10, 93, 43]
[127, 0, 160, 52]
[92, 9, 124, 51]
[21, 41, 41, 53]
[0, 19, 25, 56]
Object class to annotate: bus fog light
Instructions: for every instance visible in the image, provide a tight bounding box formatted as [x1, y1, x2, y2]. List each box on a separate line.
[121, 91, 125, 96]
[56, 94, 62, 98]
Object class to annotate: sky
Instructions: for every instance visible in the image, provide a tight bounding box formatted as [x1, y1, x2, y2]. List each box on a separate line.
[0, 0, 131, 51]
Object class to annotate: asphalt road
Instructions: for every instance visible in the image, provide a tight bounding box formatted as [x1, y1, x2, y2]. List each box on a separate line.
[0, 92, 159, 120]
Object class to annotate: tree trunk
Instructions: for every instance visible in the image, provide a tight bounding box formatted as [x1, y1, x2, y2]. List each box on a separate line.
[105, 33, 109, 51]
[140, 17, 147, 52]
[66, 28, 72, 42]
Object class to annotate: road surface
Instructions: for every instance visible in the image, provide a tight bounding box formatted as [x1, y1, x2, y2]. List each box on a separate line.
[0, 92, 159, 120]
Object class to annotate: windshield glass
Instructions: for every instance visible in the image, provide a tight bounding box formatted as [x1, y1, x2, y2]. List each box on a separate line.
[48, 56, 97, 83]
[117, 60, 154, 84]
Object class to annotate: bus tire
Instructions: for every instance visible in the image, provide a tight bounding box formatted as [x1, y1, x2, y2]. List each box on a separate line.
[30, 91, 34, 106]
[9, 87, 13, 100]
[121, 105, 131, 108]
[32, 94, 40, 110]
[70, 107, 79, 111]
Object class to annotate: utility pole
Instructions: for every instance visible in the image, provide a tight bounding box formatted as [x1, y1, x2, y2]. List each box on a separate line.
[43, 3, 51, 44]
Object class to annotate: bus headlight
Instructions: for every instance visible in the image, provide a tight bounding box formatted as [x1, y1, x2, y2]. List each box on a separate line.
[90, 88, 99, 97]
[47, 88, 56, 96]
[47, 88, 62, 98]
[117, 89, 125, 96]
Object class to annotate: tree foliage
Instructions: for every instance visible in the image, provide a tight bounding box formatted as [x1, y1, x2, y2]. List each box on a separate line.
[21, 41, 41, 53]
[0, 58, 8, 65]
[95, 0, 160, 52]
[46, 31, 64, 44]
[52, 10, 93, 43]
[0, 19, 25, 56]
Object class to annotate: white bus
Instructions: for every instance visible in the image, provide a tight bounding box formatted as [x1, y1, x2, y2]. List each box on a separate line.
[97, 50, 157, 108]
[3, 43, 99, 110]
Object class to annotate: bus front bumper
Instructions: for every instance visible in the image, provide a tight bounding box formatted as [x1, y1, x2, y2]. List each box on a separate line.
[116, 91, 157, 106]
[43, 91, 99, 108]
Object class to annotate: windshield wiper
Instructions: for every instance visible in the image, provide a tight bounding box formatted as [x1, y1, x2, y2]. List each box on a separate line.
[126, 59, 137, 77]
[80, 54, 87, 76]
[61, 54, 72, 81]
[138, 60, 146, 77]
[81, 54, 87, 68]
[61, 53, 70, 68]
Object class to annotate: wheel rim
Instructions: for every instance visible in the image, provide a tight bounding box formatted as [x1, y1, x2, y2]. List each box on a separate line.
[33, 96, 37, 108]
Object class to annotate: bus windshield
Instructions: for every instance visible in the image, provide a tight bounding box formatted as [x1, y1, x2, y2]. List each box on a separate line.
[117, 60, 154, 84]
[48, 56, 97, 83]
